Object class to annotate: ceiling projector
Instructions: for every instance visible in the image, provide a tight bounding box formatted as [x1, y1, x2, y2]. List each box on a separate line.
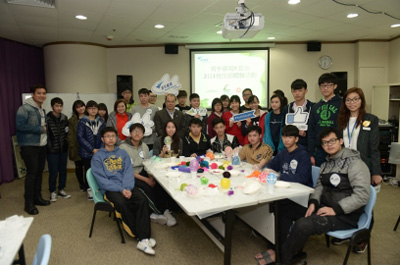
[222, 0, 264, 39]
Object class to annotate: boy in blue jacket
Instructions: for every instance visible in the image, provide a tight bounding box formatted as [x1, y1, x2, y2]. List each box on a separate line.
[265, 125, 313, 188]
[91, 127, 156, 255]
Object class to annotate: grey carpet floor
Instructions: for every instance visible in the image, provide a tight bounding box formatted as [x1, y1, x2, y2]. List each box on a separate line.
[1, 172, 399, 265]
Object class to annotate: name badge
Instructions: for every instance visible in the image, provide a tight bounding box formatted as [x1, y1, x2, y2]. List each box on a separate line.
[362, 127, 371, 131]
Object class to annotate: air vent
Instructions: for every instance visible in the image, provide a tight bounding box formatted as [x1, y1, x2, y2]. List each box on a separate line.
[5, 0, 56, 8]
[168, 35, 188, 39]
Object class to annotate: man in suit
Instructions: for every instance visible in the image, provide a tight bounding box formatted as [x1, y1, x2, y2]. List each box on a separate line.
[154, 94, 185, 137]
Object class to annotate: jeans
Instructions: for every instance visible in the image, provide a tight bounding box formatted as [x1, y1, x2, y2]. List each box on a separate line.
[20, 146, 46, 202]
[47, 152, 68, 192]
[281, 214, 355, 264]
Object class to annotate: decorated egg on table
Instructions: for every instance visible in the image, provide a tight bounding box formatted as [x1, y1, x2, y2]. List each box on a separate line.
[189, 159, 199, 172]
[224, 146, 233, 158]
[180, 183, 188, 191]
[232, 155, 240, 165]
[223, 171, 231, 179]
[186, 184, 198, 195]
[210, 163, 218, 169]
[200, 177, 209, 185]
[220, 178, 231, 189]
[206, 151, 215, 160]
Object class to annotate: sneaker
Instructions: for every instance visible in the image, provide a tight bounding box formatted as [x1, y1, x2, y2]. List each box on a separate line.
[353, 241, 368, 254]
[149, 238, 156, 248]
[137, 239, 155, 255]
[332, 238, 349, 245]
[150, 213, 167, 225]
[50, 192, 57, 202]
[163, 209, 177, 227]
[58, 190, 71, 199]
[87, 188, 93, 201]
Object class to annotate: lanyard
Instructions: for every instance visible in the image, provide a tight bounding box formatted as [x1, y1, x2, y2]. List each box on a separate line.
[347, 119, 357, 148]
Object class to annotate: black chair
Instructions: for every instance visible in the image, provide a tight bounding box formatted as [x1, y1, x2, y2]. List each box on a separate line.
[86, 168, 125, 243]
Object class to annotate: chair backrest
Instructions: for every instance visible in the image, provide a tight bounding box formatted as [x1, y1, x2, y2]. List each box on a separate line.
[357, 186, 377, 230]
[32, 234, 52, 265]
[311, 166, 321, 188]
[86, 168, 106, 204]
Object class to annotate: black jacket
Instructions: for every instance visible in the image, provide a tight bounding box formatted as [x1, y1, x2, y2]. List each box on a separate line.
[47, 112, 69, 154]
[356, 113, 381, 176]
[182, 132, 211, 157]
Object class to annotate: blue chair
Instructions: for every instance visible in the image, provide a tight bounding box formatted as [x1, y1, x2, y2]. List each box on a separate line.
[32, 234, 52, 265]
[311, 166, 320, 188]
[325, 186, 377, 265]
[86, 168, 125, 243]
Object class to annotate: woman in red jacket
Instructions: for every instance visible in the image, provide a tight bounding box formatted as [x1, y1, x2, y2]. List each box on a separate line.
[222, 95, 244, 145]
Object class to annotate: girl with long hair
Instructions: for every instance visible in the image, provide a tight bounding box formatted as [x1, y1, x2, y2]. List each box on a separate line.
[153, 120, 182, 157]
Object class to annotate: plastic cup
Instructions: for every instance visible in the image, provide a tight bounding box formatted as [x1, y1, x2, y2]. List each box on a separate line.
[170, 157, 177, 163]
[268, 183, 275, 194]
[179, 156, 185, 162]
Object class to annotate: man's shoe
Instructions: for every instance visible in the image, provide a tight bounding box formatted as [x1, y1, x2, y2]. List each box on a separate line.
[332, 238, 349, 245]
[34, 196, 51, 206]
[137, 239, 155, 255]
[149, 238, 156, 248]
[25, 202, 39, 215]
[87, 188, 93, 201]
[50, 192, 57, 202]
[353, 241, 368, 254]
[58, 190, 71, 199]
[150, 213, 167, 225]
[164, 209, 177, 227]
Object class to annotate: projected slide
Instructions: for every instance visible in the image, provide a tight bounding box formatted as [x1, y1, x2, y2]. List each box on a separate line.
[190, 49, 269, 108]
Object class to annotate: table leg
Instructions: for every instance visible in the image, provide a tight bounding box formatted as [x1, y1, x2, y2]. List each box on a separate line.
[13, 244, 26, 265]
[224, 210, 235, 265]
[272, 201, 281, 264]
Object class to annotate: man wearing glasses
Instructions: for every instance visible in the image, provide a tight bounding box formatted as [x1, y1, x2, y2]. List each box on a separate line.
[92, 126, 157, 255]
[307, 73, 342, 166]
[271, 127, 370, 265]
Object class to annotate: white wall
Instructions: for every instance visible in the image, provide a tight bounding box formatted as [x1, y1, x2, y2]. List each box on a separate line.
[270, 43, 355, 104]
[389, 37, 400, 83]
[44, 44, 108, 93]
[44, 41, 396, 109]
[106, 46, 190, 106]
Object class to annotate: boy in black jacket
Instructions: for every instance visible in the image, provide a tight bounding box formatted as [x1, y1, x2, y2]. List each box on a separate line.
[47, 97, 71, 201]
[307, 73, 342, 167]
[182, 118, 211, 157]
[282, 79, 314, 148]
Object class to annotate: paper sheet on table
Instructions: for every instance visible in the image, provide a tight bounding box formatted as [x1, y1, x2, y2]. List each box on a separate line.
[288, 195, 309, 208]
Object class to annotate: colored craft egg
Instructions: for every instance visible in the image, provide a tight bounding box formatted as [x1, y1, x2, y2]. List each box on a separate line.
[218, 165, 225, 170]
[186, 184, 198, 195]
[180, 183, 188, 191]
[210, 163, 218, 169]
[220, 178, 231, 189]
[223, 171, 231, 178]
[200, 177, 209, 185]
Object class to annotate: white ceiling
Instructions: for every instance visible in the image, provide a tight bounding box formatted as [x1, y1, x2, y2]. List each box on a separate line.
[0, 0, 399, 47]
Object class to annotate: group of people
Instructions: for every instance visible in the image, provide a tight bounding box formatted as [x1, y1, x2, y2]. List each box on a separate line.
[15, 71, 382, 258]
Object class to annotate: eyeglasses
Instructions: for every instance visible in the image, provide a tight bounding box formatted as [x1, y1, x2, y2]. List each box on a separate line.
[131, 129, 144, 134]
[345, 97, 361, 104]
[320, 83, 334, 89]
[321, 138, 339, 146]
